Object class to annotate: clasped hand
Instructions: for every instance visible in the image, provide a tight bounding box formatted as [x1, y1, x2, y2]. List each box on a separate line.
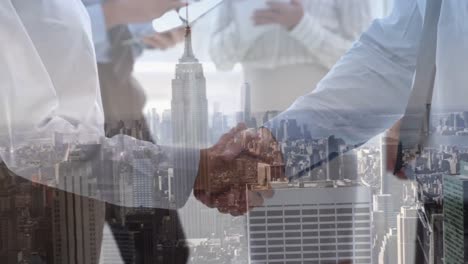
[194, 124, 285, 216]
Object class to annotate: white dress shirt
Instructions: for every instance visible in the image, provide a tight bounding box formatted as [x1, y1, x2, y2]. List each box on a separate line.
[0, 0, 198, 208]
[0, 0, 104, 149]
[267, 0, 468, 158]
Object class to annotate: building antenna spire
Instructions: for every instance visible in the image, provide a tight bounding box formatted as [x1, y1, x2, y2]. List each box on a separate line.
[186, 0, 189, 26]
[180, 0, 196, 62]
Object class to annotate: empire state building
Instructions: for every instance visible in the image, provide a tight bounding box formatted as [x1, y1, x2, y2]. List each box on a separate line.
[171, 25, 208, 148]
[171, 24, 208, 206]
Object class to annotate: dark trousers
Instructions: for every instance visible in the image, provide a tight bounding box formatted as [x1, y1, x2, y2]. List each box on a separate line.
[98, 63, 189, 264]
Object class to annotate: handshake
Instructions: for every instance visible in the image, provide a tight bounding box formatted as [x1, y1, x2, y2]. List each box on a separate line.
[194, 124, 286, 216]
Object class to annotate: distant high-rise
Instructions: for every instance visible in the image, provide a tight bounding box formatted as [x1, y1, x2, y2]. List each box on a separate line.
[149, 108, 160, 143]
[247, 184, 372, 264]
[397, 206, 418, 264]
[100, 224, 136, 264]
[415, 211, 444, 264]
[340, 150, 358, 181]
[0, 165, 17, 263]
[378, 228, 397, 264]
[160, 110, 172, 145]
[443, 171, 468, 264]
[211, 102, 228, 144]
[241, 82, 256, 128]
[326, 135, 342, 181]
[242, 83, 251, 121]
[132, 154, 154, 208]
[52, 161, 105, 264]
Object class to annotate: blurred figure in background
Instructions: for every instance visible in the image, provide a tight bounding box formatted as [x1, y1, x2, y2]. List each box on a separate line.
[83, 1, 189, 263]
[210, 0, 372, 113]
[84, 0, 185, 136]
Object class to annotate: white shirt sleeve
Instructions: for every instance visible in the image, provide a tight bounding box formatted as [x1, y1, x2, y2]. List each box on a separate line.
[0, 0, 104, 144]
[0, 0, 104, 177]
[0, 0, 197, 209]
[266, 0, 423, 147]
[290, 0, 373, 69]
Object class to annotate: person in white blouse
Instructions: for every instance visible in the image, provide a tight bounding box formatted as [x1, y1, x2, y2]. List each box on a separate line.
[210, 0, 372, 113]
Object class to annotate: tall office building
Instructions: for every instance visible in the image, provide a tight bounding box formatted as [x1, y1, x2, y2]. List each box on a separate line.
[132, 151, 154, 208]
[397, 206, 418, 264]
[378, 228, 397, 264]
[0, 166, 17, 263]
[160, 110, 172, 145]
[211, 102, 228, 144]
[171, 25, 208, 149]
[52, 160, 105, 264]
[416, 210, 444, 264]
[443, 169, 468, 264]
[247, 183, 372, 264]
[241, 82, 256, 128]
[149, 108, 160, 143]
[171, 24, 208, 206]
[99, 224, 136, 264]
[373, 136, 406, 260]
[340, 150, 359, 181]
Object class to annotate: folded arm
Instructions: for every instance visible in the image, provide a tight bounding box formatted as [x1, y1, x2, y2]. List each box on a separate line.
[209, 1, 246, 71]
[84, 2, 153, 63]
[290, 0, 373, 68]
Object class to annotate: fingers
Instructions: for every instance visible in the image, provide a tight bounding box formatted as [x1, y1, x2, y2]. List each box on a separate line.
[170, 0, 188, 11]
[169, 26, 186, 43]
[253, 10, 280, 25]
[143, 34, 173, 50]
[266, 1, 292, 12]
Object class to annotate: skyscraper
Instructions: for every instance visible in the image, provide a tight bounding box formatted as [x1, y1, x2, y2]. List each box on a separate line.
[160, 110, 172, 145]
[132, 153, 154, 208]
[52, 161, 105, 264]
[378, 228, 397, 264]
[171, 25, 208, 149]
[373, 136, 406, 260]
[241, 82, 256, 128]
[443, 170, 468, 264]
[247, 183, 372, 264]
[397, 206, 418, 264]
[171, 24, 208, 206]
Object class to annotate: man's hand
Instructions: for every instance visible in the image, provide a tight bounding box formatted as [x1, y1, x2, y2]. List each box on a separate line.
[142, 27, 185, 50]
[103, 0, 187, 28]
[252, 0, 304, 30]
[194, 124, 284, 216]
